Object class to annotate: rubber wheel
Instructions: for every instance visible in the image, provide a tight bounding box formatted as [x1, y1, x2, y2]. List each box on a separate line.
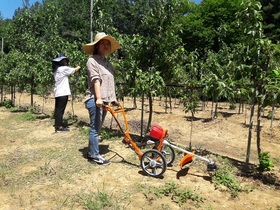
[161, 144, 175, 166]
[140, 149, 167, 178]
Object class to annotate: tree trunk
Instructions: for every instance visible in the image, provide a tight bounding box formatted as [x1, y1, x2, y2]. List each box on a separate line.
[211, 100, 214, 119]
[30, 73, 35, 108]
[133, 96, 137, 109]
[169, 94, 172, 114]
[256, 102, 262, 157]
[238, 101, 241, 114]
[31, 91, 34, 108]
[270, 105, 275, 128]
[256, 84, 265, 158]
[189, 111, 194, 150]
[140, 94, 144, 137]
[9, 86, 12, 103]
[245, 89, 256, 171]
[214, 99, 218, 118]
[146, 92, 153, 134]
[244, 103, 247, 125]
[11, 86, 15, 106]
[0, 83, 3, 102]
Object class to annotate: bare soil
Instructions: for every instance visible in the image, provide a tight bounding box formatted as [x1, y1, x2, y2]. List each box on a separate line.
[0, 93, 279, 210]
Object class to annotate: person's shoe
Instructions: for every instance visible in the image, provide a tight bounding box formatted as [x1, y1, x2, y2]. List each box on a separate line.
[56, 127, 70, 132]
[89, 154, 111, 165]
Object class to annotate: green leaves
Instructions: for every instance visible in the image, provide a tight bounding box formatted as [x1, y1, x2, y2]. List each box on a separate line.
[258, 152, 274, 172]
[133, 68, 164, 97]
[0, 0, 279, 113]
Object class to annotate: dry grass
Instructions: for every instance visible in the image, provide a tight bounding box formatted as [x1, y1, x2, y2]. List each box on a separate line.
[0, 94, 280, 209]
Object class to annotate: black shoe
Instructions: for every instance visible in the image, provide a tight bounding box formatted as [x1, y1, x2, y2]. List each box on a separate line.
[56, 127, 70, 132]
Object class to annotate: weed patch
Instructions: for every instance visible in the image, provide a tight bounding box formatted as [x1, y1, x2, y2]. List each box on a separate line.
[210, 164, 251, 197]
[143, 182, 203, 208]
[258, 152, 274, 172]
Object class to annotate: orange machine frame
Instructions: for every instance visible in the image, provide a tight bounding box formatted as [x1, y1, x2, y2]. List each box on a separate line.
[103, 103, 143, 159]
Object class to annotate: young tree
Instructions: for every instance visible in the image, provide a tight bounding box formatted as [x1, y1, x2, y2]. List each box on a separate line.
[201, 45, 234, 119]
[237, 0, 274, 170]
[111, 0, 187, 133]
[181, 50, 202, 149]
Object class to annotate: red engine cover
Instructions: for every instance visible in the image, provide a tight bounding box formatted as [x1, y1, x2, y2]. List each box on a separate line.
[149, 124, 163, 140]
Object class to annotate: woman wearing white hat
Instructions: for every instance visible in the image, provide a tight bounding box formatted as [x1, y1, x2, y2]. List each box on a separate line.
[52, 53, 81, 132]
[83, 32, 120, 165]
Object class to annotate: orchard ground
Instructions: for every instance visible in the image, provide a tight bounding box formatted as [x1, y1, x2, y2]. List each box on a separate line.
[0, 92, 279, 210]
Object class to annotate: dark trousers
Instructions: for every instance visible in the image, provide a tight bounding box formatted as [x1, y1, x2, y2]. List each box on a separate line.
[54, 95, 68, 128]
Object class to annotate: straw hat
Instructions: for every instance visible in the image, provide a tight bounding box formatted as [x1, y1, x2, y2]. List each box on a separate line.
[82, 32, 121, 55]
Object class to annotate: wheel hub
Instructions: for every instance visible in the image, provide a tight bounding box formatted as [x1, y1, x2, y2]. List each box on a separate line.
[149, 159, 157, 168]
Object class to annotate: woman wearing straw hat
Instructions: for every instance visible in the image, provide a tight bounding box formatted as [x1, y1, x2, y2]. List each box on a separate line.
[52, 53, 81, 132]
[83, 32, 120, 165]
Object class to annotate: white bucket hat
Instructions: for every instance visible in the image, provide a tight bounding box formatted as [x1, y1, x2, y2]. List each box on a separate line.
[52, 53, 69, 63]
[82, 32, 121, 55]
